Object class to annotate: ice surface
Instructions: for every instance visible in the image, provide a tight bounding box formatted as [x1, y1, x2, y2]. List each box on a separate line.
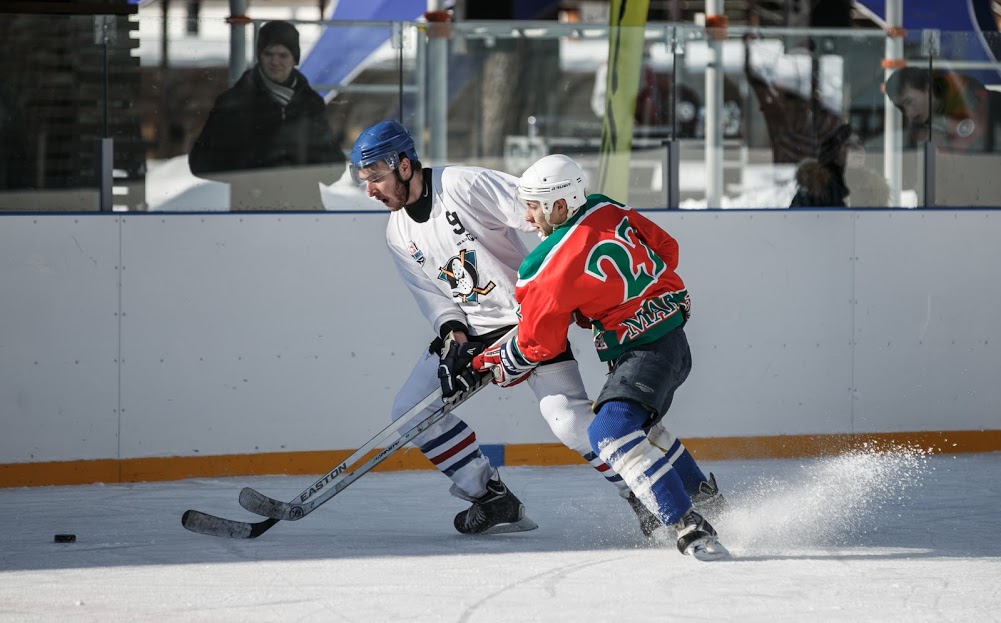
[1, 450, 999, 622]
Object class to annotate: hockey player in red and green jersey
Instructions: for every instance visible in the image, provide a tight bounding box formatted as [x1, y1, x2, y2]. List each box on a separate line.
[471, 154, 729, 560]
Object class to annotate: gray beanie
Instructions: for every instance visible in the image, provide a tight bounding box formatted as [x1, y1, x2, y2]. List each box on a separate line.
[257, 21, 301, 64]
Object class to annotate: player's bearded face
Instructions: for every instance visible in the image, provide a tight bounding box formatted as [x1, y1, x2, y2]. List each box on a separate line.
[363, 163, 409, 211]
[390, 175, 409, 207]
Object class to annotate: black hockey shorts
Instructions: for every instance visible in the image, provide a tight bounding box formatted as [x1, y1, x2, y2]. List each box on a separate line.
[594, 325, 692, 428]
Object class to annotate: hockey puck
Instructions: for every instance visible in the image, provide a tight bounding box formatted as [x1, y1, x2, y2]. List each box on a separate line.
[54, 534, 76, 543]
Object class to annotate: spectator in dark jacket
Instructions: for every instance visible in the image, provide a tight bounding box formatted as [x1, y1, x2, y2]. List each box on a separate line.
[189, 20, 342, 177]
[789, 123, 861, 208]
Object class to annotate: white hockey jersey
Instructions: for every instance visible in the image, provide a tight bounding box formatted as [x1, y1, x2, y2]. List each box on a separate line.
[386, 166, 536, 337]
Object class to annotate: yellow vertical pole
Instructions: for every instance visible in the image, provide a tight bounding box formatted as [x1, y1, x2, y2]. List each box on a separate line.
[596, 0, 650, 202]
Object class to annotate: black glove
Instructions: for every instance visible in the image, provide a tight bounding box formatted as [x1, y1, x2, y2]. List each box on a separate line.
[438, 339, 486, 402]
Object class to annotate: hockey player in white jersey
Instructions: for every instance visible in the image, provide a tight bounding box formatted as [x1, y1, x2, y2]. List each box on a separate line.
[349, 120, 681, 536]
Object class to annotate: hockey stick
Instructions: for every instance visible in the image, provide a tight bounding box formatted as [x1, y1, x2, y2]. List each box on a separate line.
[180, 374, 489, 539]
[180, 384, 444, 538]
[238, 373, 491, 520]
[181, 329, 512, 539]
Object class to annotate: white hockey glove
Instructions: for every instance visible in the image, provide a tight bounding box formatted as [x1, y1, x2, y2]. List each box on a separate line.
[471, 339, 536, 388]
[438, 334, 486, 402]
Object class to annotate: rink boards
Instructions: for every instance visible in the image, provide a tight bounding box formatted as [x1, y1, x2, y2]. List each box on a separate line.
[0, 210, 998, 486]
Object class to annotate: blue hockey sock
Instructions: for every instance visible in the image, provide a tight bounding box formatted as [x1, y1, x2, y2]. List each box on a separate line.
[588, 400, 691, 525]
[663, 441, 708, 497]
[648, 425, 709, 497]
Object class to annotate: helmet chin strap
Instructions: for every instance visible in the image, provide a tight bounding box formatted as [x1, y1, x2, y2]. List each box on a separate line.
[542, 206, 556, 229]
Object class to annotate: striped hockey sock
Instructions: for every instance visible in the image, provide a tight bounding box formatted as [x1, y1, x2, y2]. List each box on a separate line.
[648, 425, 708, 498]
[418, 418, 492, 498]
[581, 449, 631, 495]
[588, 400, 691, 526]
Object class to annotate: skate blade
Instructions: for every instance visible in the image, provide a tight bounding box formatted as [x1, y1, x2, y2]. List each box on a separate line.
[683, 536, 731, 561]
[480, 516, 539, 535]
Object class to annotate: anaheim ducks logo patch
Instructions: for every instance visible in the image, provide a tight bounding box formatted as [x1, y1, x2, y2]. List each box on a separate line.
[438, 249, 495, 303]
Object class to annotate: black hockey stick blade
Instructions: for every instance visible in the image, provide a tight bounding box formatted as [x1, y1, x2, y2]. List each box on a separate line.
[181, 509, 279, 539]
[239, 487, 299, 521]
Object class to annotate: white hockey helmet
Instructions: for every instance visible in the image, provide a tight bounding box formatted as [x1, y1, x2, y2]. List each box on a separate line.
[516, 154, 588, 226]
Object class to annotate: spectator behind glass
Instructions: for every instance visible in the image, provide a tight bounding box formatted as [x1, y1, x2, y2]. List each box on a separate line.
[188, 21, 344, 209]
[884, 67, 1001, 153]
[789, 123, 864, 208]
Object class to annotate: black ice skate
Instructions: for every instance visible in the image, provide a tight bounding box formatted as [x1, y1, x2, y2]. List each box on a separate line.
[625, 492, 666, 538]
[691, 473, 729, 519]
[675, 508, 730, 561]
[453, 476, 538, 535]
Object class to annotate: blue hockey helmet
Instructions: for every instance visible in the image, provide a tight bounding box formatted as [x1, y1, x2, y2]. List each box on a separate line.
[349, 120, 418, 185]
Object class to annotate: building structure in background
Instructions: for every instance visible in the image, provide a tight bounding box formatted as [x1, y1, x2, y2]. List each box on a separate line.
[3, 0, 1000, 210]
[0, 1, 145, 210]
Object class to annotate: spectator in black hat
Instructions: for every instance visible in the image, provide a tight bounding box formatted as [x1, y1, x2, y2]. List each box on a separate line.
[189, 20, 343, 208]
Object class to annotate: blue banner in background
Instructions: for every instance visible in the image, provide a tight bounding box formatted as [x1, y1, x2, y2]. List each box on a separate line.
[299, 0, 425, 99]
[854, 0, 1001, 83]
[854, 0, 977, 30]
[299, 0, 562, 99]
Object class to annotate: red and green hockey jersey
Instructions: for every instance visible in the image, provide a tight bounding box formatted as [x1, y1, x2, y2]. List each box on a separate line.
[514, 194, 691, 363]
